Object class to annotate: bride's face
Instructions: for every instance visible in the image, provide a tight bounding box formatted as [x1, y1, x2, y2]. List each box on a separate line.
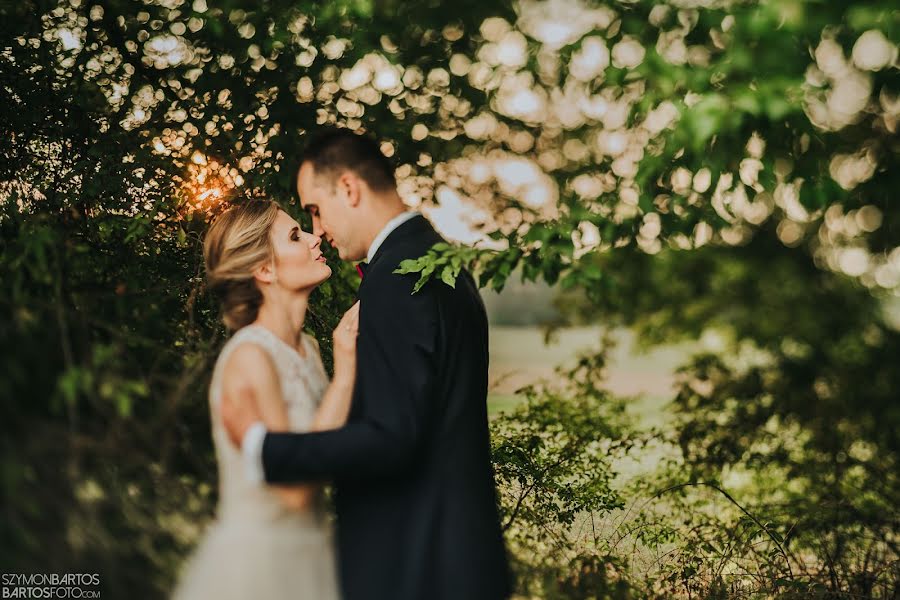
[262, 209, 331, 291]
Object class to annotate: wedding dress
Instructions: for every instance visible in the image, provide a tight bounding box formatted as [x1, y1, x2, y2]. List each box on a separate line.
[172, 324, 341, 600]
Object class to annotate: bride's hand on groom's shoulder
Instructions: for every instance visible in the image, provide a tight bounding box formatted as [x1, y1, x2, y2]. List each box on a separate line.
[332, 301, 360, 385]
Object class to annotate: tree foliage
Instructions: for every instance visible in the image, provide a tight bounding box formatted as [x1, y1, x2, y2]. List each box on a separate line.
[555, 225, 900, 596]
[2, 0, 898, 596]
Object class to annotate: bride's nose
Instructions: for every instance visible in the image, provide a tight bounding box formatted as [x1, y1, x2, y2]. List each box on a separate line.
[308, 234, 322, 250]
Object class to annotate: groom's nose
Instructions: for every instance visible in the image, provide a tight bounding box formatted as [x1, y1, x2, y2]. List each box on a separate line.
[311, 215, 325, 237]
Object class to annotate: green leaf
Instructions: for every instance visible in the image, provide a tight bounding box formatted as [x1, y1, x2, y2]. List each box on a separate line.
[440, 267, 457, 288]
[394, 259, 423, 274]
[412, 273, 429, 294]
[117, 394, 132, 418]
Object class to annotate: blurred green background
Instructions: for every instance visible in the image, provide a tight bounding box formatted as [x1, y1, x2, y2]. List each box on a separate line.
[2, 0, 898, 597]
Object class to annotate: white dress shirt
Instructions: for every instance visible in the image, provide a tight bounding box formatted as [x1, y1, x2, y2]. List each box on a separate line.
[241, 211, 420, 484]
[366, 210, 418, 264]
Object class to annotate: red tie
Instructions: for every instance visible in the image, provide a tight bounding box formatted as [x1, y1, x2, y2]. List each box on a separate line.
[356, 263, 368, 278]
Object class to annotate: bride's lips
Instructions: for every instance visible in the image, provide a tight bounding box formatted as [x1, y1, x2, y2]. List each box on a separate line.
[316, 255, 327, 263]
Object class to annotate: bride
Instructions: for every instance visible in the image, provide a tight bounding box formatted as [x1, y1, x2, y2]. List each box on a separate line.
[173, 199, 359, 599]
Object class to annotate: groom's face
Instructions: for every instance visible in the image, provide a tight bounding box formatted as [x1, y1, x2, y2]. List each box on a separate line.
[297, 162, 367, 262]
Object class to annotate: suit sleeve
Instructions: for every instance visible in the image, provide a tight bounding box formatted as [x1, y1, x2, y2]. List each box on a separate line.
[261, 274, 439, 483]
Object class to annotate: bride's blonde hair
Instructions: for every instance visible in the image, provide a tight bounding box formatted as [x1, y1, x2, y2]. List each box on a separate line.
[203, 200, 280, 330]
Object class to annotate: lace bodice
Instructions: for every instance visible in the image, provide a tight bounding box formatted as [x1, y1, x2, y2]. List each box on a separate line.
[208, 324, 330, 525]
[174, 326, 340, 600]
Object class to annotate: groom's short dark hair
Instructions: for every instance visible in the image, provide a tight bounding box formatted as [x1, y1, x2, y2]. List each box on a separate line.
[299, 128, 396, 193]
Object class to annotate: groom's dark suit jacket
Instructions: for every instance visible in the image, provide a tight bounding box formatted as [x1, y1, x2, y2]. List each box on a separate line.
[262, 215, 511, 600]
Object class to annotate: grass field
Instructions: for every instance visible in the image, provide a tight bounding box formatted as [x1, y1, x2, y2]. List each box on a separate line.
[486, 324, 695, 586]
[487, 325, 693, 427]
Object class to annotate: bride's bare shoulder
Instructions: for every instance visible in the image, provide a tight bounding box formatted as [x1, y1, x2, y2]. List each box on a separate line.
[220, 342, 279, 394]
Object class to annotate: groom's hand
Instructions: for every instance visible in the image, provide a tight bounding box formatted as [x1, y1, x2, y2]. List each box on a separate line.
[221, 386, 261, 448]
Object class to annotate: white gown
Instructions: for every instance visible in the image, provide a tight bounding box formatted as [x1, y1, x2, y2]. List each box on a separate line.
[172, 324, 341, 600]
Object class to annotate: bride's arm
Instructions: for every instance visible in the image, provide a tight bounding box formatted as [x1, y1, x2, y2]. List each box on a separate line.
[309, 371, 354, 431]
[221, 345, 322, 511]
[308, 302, 360, 431]
[221, 303, 360, 511]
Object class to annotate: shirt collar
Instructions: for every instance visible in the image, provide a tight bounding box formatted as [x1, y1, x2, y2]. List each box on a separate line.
[366, 211, 419, 264]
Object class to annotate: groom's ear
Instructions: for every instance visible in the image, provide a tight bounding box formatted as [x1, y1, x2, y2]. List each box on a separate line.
[337, 171, 362, 208]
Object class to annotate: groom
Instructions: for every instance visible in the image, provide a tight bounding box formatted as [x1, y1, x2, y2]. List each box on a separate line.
[222, 129, 511, 600]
